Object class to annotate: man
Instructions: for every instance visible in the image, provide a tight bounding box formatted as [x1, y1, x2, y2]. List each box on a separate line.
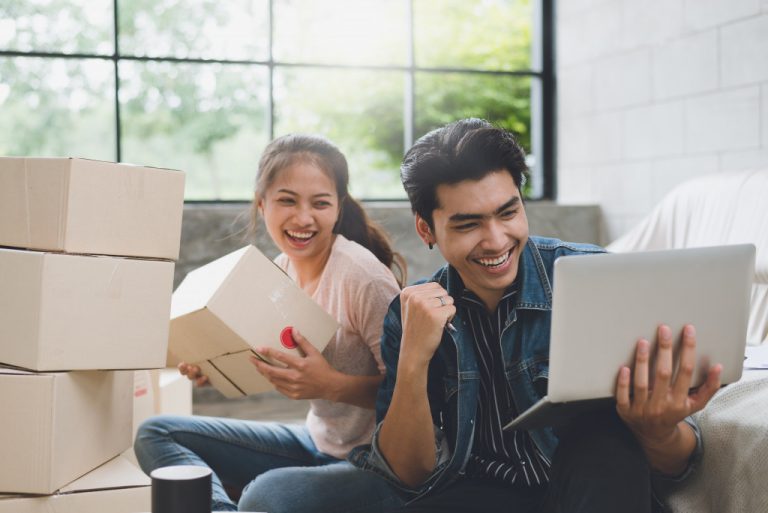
[348, 119, 722, 512]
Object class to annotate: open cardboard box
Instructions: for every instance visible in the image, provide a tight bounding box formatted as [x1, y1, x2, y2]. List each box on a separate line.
[0, 455, 150, 513]
[168, 245, 339, 398]
[0, 157, 184, 261]
[0, 248, 174, 371]
[0, 367, 133, 495]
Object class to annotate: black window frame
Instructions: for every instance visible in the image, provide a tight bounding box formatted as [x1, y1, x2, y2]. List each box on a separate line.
[0, 0, 557, 201]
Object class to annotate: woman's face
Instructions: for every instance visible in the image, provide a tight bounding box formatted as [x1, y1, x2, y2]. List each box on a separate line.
[259, 160, 340, 264]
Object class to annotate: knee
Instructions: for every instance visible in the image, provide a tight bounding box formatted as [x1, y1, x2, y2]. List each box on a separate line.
[135, 415, 176, 444]
[557, 412, 648, 474]
[133, 415, 184, 464]
[238, 468, 296, 513]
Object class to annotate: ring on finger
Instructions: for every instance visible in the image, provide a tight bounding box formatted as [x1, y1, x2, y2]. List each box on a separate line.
[436, 296, 447, 307]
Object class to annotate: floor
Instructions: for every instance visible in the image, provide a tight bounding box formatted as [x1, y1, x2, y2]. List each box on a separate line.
[192, 387, 309, 425]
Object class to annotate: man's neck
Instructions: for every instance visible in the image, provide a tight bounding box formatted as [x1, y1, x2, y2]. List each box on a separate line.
[474, 290, 503, 313]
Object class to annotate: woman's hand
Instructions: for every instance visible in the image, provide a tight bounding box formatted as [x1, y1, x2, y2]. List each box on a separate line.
[250, 328, 341, 401]
[177, 362, 210, 387]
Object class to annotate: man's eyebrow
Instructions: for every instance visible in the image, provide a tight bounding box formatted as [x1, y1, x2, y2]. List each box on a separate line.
[447, 196, 520, 223]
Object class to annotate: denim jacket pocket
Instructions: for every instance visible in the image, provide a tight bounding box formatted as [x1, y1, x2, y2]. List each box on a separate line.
[443, 375, 459, 401]
[530, 362, 549, 399]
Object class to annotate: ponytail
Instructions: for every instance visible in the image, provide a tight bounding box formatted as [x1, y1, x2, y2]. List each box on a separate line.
[335, 195, 407, 288]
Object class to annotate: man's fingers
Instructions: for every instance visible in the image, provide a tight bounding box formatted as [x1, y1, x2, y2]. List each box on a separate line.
[616, 366, 632, 416]
[672, 325, 697, 402]
[633, 339, 650, 407]
[689, 364, 722, 413]
[650, 325, 673, 406]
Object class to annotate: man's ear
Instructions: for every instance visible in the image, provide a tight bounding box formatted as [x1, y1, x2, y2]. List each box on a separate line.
[415, 214, 435, 247]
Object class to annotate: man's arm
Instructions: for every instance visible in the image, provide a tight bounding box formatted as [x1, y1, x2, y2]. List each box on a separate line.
[377, 282, 456, 488]
[616, 324, 722, 476]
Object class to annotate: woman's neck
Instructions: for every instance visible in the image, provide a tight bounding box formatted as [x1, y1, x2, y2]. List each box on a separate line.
[289, 236, 335, 295]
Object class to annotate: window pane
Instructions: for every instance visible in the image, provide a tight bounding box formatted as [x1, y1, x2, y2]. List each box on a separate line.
[415, 72, 533, 192]
[273, 0, 407, 67]
[414, 0, 532, 71]
[274, 68, 404, 198]
[0, 0, 113, 54]
[119, 61, 269, 200]
[0, 57, 115, 160]
[118, 0, 269, 60]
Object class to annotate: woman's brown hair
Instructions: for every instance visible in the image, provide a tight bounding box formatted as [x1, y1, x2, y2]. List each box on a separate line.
[250, 134, 406, 287]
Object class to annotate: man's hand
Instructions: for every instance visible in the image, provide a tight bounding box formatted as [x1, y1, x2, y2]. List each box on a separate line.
[616, 324, 722, 474]
[399, 282, 456, 369]
[178, 362, 210, 387]
[250, 328, 341, 401]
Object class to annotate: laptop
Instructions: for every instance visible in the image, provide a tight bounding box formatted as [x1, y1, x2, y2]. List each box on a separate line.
[503, 244, 755, 432]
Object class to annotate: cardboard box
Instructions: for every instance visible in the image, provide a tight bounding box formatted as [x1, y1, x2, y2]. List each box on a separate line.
[0, 368, 133, 494]
[0, 157, 184, 260]
[0, 248, 174, 371]
[123, 369, 193, 466]
[0, 455, 150, 513]
[169, 245, 339, 398]
[152, 367, 193, 416]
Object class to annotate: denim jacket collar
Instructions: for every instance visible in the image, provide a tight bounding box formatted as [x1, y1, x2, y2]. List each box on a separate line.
[438, 240, 553, 314]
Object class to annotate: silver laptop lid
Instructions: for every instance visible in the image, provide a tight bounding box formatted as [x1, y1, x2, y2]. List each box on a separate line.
[547, 244, 755, 402]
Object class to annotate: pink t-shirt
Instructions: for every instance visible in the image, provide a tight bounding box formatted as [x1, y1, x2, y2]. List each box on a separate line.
[275, 235, 400, 458]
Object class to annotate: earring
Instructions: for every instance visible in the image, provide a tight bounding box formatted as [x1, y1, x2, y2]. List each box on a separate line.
[428, 243, 434, 250]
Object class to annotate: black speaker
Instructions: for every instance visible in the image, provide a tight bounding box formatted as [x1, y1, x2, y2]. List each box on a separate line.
[151, 465, 212, 513]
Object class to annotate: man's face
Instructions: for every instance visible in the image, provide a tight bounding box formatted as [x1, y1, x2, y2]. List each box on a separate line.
[419, 170, 529, 310]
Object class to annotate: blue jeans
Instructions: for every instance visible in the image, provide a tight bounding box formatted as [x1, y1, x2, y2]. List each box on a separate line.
[134, 415, 405, 513]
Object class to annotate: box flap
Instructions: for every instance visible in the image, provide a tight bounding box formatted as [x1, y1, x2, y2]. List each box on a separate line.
[59, 456, 149, 494]
[171, 246, 250, 317]
[0, 366, 58, 377]
[169, 307, 248, 363]
[197, 360, 246, 398]
[207, 351, 274, 397]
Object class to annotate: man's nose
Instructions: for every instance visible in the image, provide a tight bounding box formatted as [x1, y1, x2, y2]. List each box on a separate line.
[482, 220, 507, 250]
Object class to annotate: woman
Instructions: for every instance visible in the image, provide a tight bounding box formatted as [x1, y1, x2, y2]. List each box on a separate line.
[135, 134, 407, 513]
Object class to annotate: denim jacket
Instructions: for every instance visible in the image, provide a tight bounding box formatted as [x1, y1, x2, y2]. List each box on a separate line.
[348, 236, 703, 502]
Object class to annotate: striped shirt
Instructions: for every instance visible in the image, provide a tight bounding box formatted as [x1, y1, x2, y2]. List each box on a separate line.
[460, 284, 551, 487]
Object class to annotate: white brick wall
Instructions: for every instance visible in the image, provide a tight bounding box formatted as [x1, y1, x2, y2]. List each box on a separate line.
[721, 16, 768, 87]
[682, 0, 760, 31]
[652, 31, 718, 100]
[684, 86, 761, 153]
[558, 0, 768, 243]
[623, 102, 684, 159]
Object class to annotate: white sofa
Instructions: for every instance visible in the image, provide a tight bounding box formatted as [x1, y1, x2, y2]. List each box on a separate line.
[608, 169, 768, 513]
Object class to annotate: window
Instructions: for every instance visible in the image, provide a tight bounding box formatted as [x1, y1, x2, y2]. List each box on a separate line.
[0, 0, 554, 200]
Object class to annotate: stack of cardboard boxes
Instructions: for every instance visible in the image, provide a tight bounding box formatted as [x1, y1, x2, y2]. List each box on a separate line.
[0, 157, 185, 513]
